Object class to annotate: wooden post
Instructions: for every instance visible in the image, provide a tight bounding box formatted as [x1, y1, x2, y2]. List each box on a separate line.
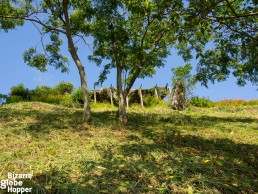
[110, 85, 113, 105]
[139, 84, 144, 107]
[154, 84, 158, 98]
[126, 95, 129, 108]
[167, 86, 172, 103]
[94, 86, 97, 103]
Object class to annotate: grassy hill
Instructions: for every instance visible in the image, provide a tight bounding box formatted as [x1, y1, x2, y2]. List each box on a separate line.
[0, 102, 257, 193]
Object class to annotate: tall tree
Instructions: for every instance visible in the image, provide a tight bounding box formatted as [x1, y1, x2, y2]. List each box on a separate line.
[89, 0, 209, 123]
[0, 0, 93, 122]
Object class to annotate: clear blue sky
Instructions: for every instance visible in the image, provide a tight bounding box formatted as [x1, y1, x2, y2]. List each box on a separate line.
[0, 22, 257, 101]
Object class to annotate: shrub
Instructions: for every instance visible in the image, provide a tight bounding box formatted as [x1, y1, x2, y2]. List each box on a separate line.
[31, 94, 67, 104]
[53, 82, 74, 95]
[143, 95, 164, 107]
[32, 85, 54, 96]
[10, 84, 30, 100]
[190, 96, 213, 108]
[60, 95, 81, 108]
[72, 88, 83, 104]
[6, 95, 24, 103]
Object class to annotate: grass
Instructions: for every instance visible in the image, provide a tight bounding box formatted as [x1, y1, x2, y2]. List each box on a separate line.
[0, 102, 257, 193]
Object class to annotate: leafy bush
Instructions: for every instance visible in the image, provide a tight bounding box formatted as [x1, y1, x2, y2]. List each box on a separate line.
[143, 95, 164, 107]
[60, 95, 81, 108]
[53, 82, 74, 95]
[190, 96, 213, 108]
[72, 88, 83, 104]
[6, 95, 24, 103]
[32, 86, 54, 96]
[10, 84, 30, 100]
[31, 94, 68, 104]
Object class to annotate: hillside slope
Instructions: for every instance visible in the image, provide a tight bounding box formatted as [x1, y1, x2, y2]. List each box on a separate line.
[0, 102, 257, 193]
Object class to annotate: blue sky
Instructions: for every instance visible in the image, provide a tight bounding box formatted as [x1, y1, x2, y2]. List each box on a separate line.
[0, 22, 257, 101]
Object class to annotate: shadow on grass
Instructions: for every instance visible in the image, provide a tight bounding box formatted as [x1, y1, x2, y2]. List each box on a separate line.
[77, 133, 258, 193]
[0, 103, 257, 193]
[1, 167, 88, 194]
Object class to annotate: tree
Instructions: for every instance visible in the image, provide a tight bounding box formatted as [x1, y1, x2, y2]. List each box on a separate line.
[171, 64, 195, 110]
[186, 0, 258, 87]
[89, 0, 208, 123]
[0, 0, 92, 122]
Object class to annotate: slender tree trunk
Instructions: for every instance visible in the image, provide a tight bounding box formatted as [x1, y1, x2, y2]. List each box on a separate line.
[63, 0, 91, 122]
[116, 65, 127, 123]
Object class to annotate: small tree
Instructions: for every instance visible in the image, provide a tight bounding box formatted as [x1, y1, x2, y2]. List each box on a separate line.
[171, 64, 195, 110]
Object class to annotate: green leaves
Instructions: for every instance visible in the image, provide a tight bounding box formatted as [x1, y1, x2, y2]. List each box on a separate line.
[171, 64, 196, 96]
[23, 29, 69, 73]
[23, 48, 48, 72]
[190, 0, 258, 87]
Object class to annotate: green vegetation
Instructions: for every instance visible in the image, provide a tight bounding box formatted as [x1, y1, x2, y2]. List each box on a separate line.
[0, 102, 257, 193]
[190, 96, 213, 108]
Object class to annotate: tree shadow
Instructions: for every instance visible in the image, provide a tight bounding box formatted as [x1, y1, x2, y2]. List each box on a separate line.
[0, 167, 88, 194]
[76, 131, 258, 193]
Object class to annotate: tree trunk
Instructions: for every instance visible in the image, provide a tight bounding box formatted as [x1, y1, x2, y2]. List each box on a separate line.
[63, 0, 91, 122]
[116, 65, 127, 123]
[68, 45, 91, 122]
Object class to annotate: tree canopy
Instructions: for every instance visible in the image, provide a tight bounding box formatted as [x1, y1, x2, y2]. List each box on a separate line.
[0, 0, 93, 121]
[187, 0, 258, 86]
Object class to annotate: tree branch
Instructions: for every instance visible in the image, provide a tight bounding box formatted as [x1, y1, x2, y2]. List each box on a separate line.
[0, 14, 66, 34]
[225, 0, 238, 16]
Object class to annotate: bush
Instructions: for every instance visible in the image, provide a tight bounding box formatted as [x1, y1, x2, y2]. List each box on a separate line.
[60, 95, 81, 108]
[190, 96, 213, 108]
[53, 82, 74, 95]
[143, 95, 164, 107]
[72, 88, 84, 104]
[10, 84, 30, 100]
[31, 94, 68, 104]
[6, 95, 24, 103]
[32, 86, 54, 96]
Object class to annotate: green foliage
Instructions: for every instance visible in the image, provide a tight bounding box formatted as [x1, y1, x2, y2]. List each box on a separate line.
[30, 94, 68, 104]
[190, 0, 258, 87]
[171, 64, 196, 110]
[143, 95, 165, 107]
[32, 85, 54, 96]
[10, 84, 30, 100]
[171, 64, 196, 96]
[72, 88, 84, 105]
[0, 0, 25, 31]
[190, 96, 213, 108]
[6, 95, 24, 103]
[53, 82, 74, 95]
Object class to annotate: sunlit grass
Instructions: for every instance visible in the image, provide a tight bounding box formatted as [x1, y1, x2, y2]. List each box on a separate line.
[0, 102, 257, 193]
